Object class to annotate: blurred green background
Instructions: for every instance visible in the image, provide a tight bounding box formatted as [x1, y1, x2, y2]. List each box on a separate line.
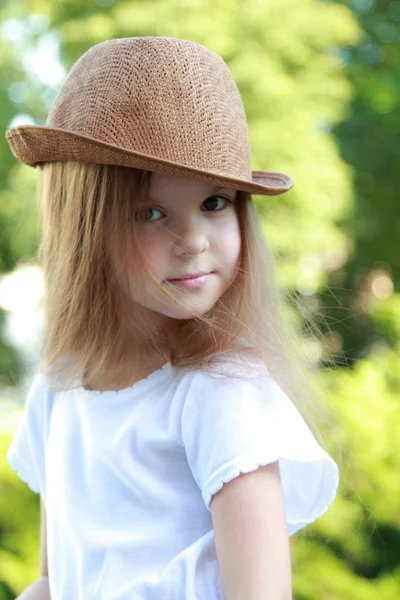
[0, 0, 399, 598]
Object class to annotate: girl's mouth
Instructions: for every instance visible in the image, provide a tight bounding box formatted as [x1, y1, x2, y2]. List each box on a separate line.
[167, 273, 213, 289]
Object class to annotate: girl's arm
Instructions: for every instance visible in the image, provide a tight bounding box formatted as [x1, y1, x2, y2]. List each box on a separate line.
[14, 500, 51, 600]
[210, 461, 292, 600]
[13, 578, 50, 600]
[40, 500, 49, 577]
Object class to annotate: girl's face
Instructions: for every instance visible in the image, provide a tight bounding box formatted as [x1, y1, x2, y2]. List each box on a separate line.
[128, 172, 241, 324]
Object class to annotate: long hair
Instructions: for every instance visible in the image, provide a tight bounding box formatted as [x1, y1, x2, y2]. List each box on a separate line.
[35, 161, 334, 441]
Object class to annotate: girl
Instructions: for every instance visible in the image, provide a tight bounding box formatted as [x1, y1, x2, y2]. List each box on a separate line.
[6, 37, 339, 600]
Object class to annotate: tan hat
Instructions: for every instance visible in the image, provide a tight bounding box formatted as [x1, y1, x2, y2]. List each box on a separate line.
[5, 36, 293, 196]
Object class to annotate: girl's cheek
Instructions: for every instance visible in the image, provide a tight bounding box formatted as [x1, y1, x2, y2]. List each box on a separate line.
[138, 229, 164, 255]
[144, 242, 168, 274]
[220, 219, 241, 253]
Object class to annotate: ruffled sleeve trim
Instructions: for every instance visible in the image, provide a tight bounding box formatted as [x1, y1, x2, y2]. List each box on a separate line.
[203, 450, 339, 536]
[6, 449, 41, 494]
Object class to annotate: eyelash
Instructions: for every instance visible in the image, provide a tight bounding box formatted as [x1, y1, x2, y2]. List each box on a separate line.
[136, 196, 233, 223]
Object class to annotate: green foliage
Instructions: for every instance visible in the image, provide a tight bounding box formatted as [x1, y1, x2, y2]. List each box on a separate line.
[0, 433, 40, 599]
[0, 0, 399, 598]
[291, 345, 400, 598]
[0, 329, 22, 388]
[322, 0, 400, 364]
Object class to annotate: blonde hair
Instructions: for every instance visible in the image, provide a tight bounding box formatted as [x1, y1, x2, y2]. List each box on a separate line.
[35, 160, 335, 442]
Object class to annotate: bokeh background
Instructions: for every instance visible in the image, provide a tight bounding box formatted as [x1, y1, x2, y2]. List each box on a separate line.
[0, 0, 399, 598]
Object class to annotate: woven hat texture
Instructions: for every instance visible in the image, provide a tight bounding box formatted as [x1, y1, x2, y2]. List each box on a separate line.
[6, 36, 293, 196]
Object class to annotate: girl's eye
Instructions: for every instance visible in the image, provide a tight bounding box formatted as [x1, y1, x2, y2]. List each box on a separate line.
[136, 196, 232, 223]
[202, 196, 231, 212]
[136, 207, 163, 222]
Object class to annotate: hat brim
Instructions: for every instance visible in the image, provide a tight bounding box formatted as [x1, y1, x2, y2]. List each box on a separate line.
[6, 125, 293, 196]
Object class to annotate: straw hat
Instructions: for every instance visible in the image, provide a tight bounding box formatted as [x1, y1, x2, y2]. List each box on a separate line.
[5, 36, 293, 196]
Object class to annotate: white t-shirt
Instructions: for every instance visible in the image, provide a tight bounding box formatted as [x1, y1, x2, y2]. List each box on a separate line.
[7, 356, 339, 600]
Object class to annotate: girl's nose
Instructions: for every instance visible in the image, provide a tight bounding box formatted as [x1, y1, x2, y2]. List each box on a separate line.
[171, 220, 210, 257]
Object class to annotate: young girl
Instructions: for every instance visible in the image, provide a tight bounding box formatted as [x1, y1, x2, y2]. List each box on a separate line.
[6, 37, 339, 600]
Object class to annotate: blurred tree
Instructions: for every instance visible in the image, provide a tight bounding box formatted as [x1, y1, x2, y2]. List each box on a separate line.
[319, 0, 400, 364]
[1, 0, 399, 599]
[292, 341, 400, 598]
[0, 434, 40, 600]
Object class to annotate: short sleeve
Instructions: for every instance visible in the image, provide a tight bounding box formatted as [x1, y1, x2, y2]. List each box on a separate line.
[6, 373, 49, 496]
[181, 372, 339, 536]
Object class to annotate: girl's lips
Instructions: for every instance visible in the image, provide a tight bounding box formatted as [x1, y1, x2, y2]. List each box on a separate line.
[167, 273, 213, 289]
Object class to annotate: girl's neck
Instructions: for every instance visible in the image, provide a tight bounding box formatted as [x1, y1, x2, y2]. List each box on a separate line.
[83, 350, 171, 392]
